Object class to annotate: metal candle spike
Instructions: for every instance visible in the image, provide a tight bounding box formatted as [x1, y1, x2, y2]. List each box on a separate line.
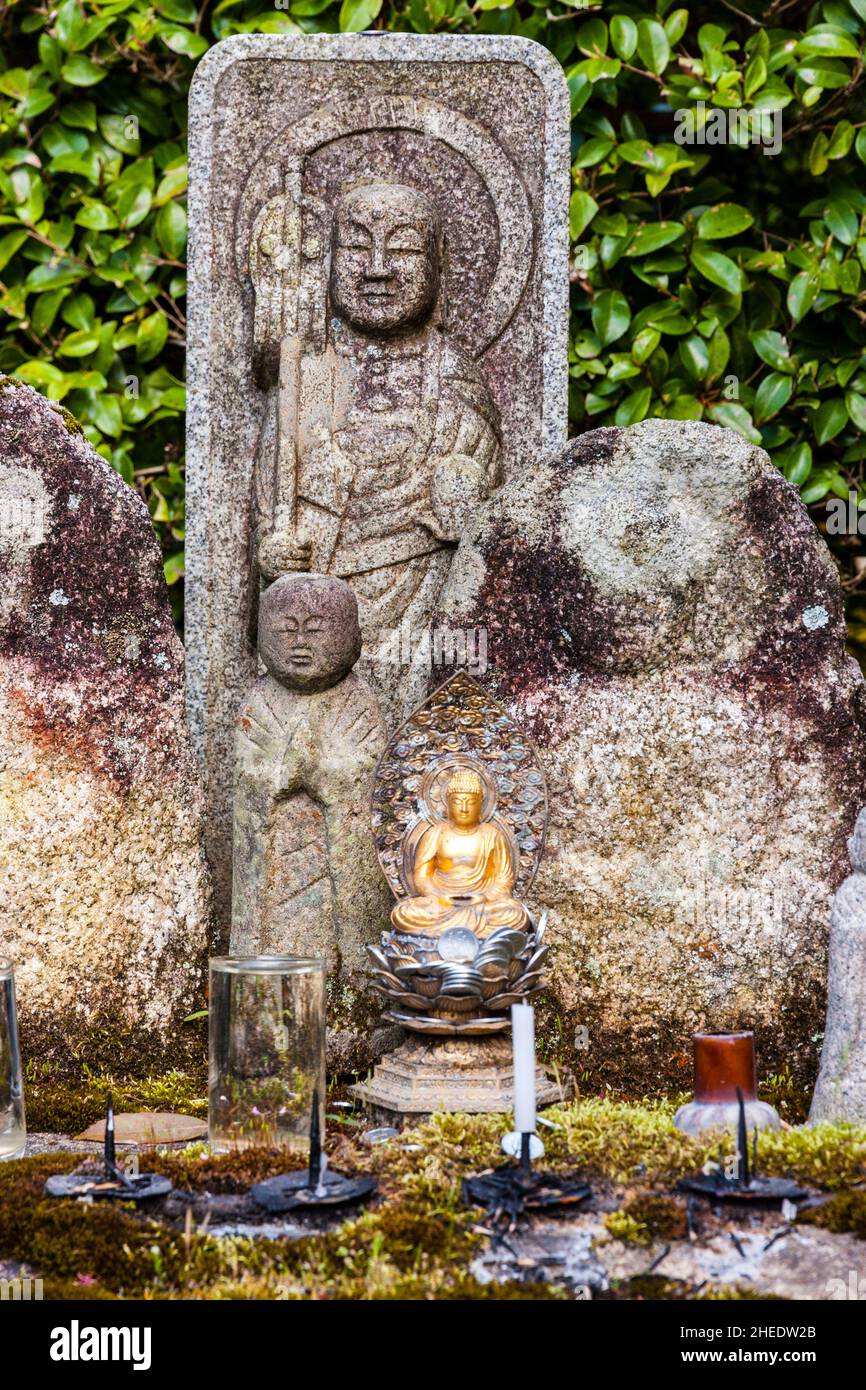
[44, 1095, 173, 1202]
[519, 1131, 532, 1172]
[251, 1093, 376, 1214]
[736, 1086, 750, 1186]
[463, 1004, 591, 1227]
[105, 1093, 116, 1174]
[463, 1119, 591, 1229]
[308, 1088, 322, 1191]
[462, 1157, 592, 1231]
[678, 1089, 808, 1207]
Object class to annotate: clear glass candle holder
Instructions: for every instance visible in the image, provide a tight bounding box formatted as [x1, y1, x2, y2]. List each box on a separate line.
[208, 956, 326, 1155]
[0, 959, 26, 1161]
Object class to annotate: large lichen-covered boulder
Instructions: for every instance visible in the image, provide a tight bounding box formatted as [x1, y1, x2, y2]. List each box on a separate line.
[0, 379, 210, 1072]
[438, 419, 866, 1090]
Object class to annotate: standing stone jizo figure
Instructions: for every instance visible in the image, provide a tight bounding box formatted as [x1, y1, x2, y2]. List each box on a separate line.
[232, 573, 388, 978]
[810, 807, 866, 1124]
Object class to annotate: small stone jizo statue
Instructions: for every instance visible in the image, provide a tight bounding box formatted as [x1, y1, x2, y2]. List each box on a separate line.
[231, 573, 388, 976]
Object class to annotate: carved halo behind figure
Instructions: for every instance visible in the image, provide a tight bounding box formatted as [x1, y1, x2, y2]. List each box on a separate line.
[236, 93, 535, 384]
[371, 671, 548, 905]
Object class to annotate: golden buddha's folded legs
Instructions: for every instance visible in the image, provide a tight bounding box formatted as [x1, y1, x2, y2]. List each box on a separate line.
[391, 893, 527, 937]
[475, 897, 528, 936]
[391, 894, 482, 935]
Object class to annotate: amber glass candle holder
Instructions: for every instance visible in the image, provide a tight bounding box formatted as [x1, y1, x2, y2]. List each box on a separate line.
[0, 959, 26, 1161]
[673, 1030, 781, 1136]
[209, 956, 326, 1155]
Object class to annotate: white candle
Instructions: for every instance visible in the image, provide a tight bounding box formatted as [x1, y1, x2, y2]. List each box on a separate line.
[511, 1002, 537, 1134]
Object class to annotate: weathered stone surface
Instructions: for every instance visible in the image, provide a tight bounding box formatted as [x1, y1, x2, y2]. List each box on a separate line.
[473, 1217, 866, 1301]
[186, 32, 571, 927]
[231, 574, 391, 1067]
[0, 379, 210, 1072]
[810, 806, 866, 1122]
[437, 419, 866, 1088]
[351, 1033, 562, 1116]
[75, 1112, 208, 1145]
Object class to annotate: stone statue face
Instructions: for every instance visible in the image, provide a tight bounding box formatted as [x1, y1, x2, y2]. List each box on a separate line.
[258, 574, 361, 692]
[446, 789, 482, 831]
[330, 183, 440, 337]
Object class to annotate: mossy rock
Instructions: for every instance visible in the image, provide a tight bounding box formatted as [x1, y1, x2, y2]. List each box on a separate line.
[24, 1067, 207, 1134]
[797, 1191, 866, 1239]
[603, 1192, 688, 1246]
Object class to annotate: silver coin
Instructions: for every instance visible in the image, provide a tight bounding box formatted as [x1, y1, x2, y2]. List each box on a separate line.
[362, 1128, 398, 1146]
[438, 927, 480, 963]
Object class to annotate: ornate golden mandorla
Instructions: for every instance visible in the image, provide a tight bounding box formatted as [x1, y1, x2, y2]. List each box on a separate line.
[368, 672, 549, 1035]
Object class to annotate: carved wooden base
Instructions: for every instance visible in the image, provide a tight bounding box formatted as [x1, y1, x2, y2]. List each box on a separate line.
[351, 1033, 563, 1118]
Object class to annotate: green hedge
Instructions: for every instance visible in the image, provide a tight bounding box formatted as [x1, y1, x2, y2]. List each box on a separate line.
[1, 1, 865, 641]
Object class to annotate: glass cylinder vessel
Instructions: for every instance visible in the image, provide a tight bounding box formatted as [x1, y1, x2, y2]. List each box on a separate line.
[208, 956, 326, 1155]
[0, 959, 26, 1161]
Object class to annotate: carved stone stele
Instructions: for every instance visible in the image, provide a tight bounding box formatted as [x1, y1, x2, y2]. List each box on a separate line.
[186, 32, 571, 926]
[437, 419, 866, 1089]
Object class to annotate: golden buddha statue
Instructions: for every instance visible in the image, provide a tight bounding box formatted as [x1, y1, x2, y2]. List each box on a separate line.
[391, 767, 528, 938]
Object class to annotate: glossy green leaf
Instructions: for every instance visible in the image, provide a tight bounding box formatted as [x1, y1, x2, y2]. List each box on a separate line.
[796, 30, 860, 60]
[137, 311, 169, 362]
[624, 221, 685, 257]
[155, 201, 187, 259]
[592, 289, 631, 347]
[569, 191, 598, 239]
[777, 441, 812, 487]
[614, 385, 651, 425]
[160, 28, 210, 58]
[678, 333, 710, 380]
[631, 327, 660, 364]
[636, 19, 670, 74]
[690, 242, 743, 294]
[91, 393, 123, 437]
[610, 15, 638, 61]
[814, 397, 849, 443]
[57, 329, 100, 358]
[60, 56, 106, 87]
[754, 372, 794, 423]
[707, 401, 762, 444]
[824, 200, 859, 245]
[787, 270, 820, 321]
[339, 0, 383, 32]
[573, 137, 615, 169]
[696, 204, 754, 240]
[846, 392, 866, 433]
[752, 330, 794, 373]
